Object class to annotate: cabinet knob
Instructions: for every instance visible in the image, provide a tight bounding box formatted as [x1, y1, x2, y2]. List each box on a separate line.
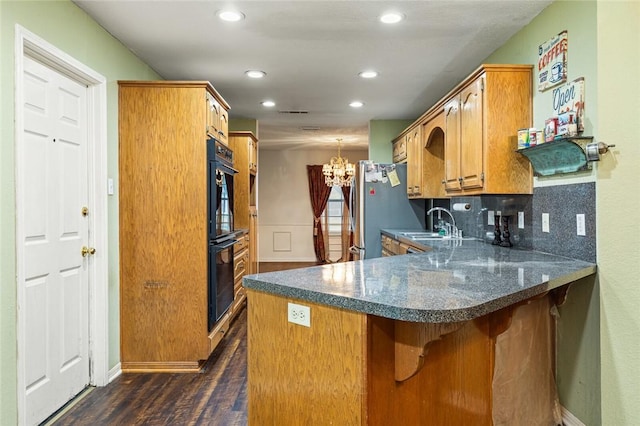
[441, 179, 446, 185]
[458, 177, 464, 183]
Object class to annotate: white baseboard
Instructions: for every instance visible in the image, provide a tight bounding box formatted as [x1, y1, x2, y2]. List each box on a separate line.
[108, 363, 122, 383]
[561, 406, 586, 426]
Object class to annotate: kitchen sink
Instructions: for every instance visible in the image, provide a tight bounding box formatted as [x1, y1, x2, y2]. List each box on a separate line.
[397, 231, 442, 239]
[396, 231, 476, 242]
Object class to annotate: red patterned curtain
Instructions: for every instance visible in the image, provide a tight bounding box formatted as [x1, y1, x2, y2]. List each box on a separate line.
[307, 165, 332, 263]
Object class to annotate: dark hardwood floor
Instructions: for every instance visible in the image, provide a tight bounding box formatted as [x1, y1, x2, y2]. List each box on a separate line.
[51, 263, 317, 426]
[52, 306, 248, 426]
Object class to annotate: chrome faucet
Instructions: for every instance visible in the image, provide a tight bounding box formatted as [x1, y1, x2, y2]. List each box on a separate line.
[426, 207, 458, 237]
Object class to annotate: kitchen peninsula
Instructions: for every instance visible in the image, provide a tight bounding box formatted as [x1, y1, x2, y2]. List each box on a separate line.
[243, 239, 596, 425]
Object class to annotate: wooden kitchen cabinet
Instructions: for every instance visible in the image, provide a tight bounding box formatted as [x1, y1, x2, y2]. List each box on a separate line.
[392, 135, 407, 163]
[444, 76, 485, 192]
[395, 64, 533, 197]
[395, 125, 423, 198]
[381, 235, 400, 256]
[443, 65, 532, 195]
[229, 131, 259, 276]
[230, 132, 257, 230]
[118, 80, 230, 372]
[231, 233, 249, 320]
[407, 125, 422, 198]
[421, 111, 447, 199]
[249, 136, 258, 175]
[206, 90, 230, 146]
[381, 233, 426, 256]
[249, 207, 258, 274]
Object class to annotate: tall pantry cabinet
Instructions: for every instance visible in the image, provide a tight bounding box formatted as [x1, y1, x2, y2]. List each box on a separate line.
[118, 81, 230, 372]
[229, 131, 259, 320]
[229, 131, 259, 276]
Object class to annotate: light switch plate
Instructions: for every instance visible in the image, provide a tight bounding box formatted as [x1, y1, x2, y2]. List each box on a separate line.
[518, 211, 525, 229]
[542, 213, 550, 233]
[107, 178, 114, 195]
[488, 210, 495, 226]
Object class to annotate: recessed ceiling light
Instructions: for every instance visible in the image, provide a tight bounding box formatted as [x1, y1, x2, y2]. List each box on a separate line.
[261, 100, 276, 107]
[245, 70, 266, 79]
[349, 101, 364, 108]
[217, 10, 245, 22]
[379, 12, 404, 24]
[359, 70, 378, 79]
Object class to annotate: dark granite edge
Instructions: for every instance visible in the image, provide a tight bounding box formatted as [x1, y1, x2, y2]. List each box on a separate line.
[243, 264, 596, 323]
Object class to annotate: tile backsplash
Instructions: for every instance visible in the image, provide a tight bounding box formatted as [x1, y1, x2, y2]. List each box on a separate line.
[435, 182, 596, 262]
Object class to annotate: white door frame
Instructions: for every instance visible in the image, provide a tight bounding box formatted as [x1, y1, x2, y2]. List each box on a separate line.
[14, 24, 109, 422]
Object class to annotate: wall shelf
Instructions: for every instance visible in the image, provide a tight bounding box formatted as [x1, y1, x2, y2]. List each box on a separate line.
[516, 136, 594, 177]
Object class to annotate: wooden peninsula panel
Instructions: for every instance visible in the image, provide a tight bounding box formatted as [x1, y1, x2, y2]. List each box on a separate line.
[247, 290, 367, 425]
[248, 289, 560, 425]
[369, 316, 494, 425]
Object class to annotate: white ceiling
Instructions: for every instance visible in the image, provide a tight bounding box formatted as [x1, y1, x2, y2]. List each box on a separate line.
[74, 0, 552, 150]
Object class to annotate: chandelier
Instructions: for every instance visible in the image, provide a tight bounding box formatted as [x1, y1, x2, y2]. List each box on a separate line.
[322, 138, 355, 187]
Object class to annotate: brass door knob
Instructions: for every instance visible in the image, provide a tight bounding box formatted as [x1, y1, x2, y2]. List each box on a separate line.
[81, 246, 96, 257]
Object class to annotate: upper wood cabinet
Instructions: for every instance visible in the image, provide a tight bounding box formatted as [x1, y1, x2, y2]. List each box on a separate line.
[444, 76, 484, 192]
[399, 64, 533, 197]
[249, 136, 258, 175]
[206, 90, 230, 146]
[229, 131, 258, 230]
[406, 126, 422, 198]
[421, 111, 446, 199]
[394, 127, 421, 197]
[392, 136, 407, 163]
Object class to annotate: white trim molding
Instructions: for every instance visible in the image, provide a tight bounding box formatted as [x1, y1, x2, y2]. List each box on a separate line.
[108, 363, 123, 384]
[561, 406, 587, 426]
[15, 24, 110, 424]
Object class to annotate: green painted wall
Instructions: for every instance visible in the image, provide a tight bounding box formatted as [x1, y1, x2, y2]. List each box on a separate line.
[229, 118, 258, 136]
[596, 1, 640, 424]
[0, 1, 160, 423]
[486, 1, 640, 424]
[368, 119, 414, 163]
[485, 2, 601, 424]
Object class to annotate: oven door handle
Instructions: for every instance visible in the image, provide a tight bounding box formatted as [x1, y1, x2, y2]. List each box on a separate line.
[214, 239, 238, 250]
[216, 163, 239, 175]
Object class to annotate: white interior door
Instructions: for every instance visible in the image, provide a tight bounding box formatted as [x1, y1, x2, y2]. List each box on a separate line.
[20, 55, 91, 425]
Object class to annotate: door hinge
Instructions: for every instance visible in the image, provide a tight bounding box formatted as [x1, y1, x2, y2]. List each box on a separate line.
[481, 172, 485, 181]
[480, 79, 485, 91]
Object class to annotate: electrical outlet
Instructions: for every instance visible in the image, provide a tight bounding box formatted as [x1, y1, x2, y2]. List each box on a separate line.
[488, 210, 495, 226]
[576, 214, 586, 236]
[518, 211, 525, 229]
[542, 213, 550, 233]
[288, 302, 311, 327]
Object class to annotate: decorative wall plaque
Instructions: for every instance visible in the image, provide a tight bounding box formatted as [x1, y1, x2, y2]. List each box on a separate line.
[538, 30, 568, 92]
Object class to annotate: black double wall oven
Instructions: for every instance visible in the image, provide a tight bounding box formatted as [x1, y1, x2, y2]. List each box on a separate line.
[207, 138, 238, 331]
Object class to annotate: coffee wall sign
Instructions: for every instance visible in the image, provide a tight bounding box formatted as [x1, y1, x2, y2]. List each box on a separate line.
[538, 30, 568, 92]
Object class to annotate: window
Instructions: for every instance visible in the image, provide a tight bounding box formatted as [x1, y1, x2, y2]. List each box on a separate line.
[323, 186, 345, 262]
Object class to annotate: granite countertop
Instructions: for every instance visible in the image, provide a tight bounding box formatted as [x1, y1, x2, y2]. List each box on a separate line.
[243, 233, 596, 323]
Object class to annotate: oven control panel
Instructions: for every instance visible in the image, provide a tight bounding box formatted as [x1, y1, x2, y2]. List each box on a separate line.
[214, 139, 233, 166]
